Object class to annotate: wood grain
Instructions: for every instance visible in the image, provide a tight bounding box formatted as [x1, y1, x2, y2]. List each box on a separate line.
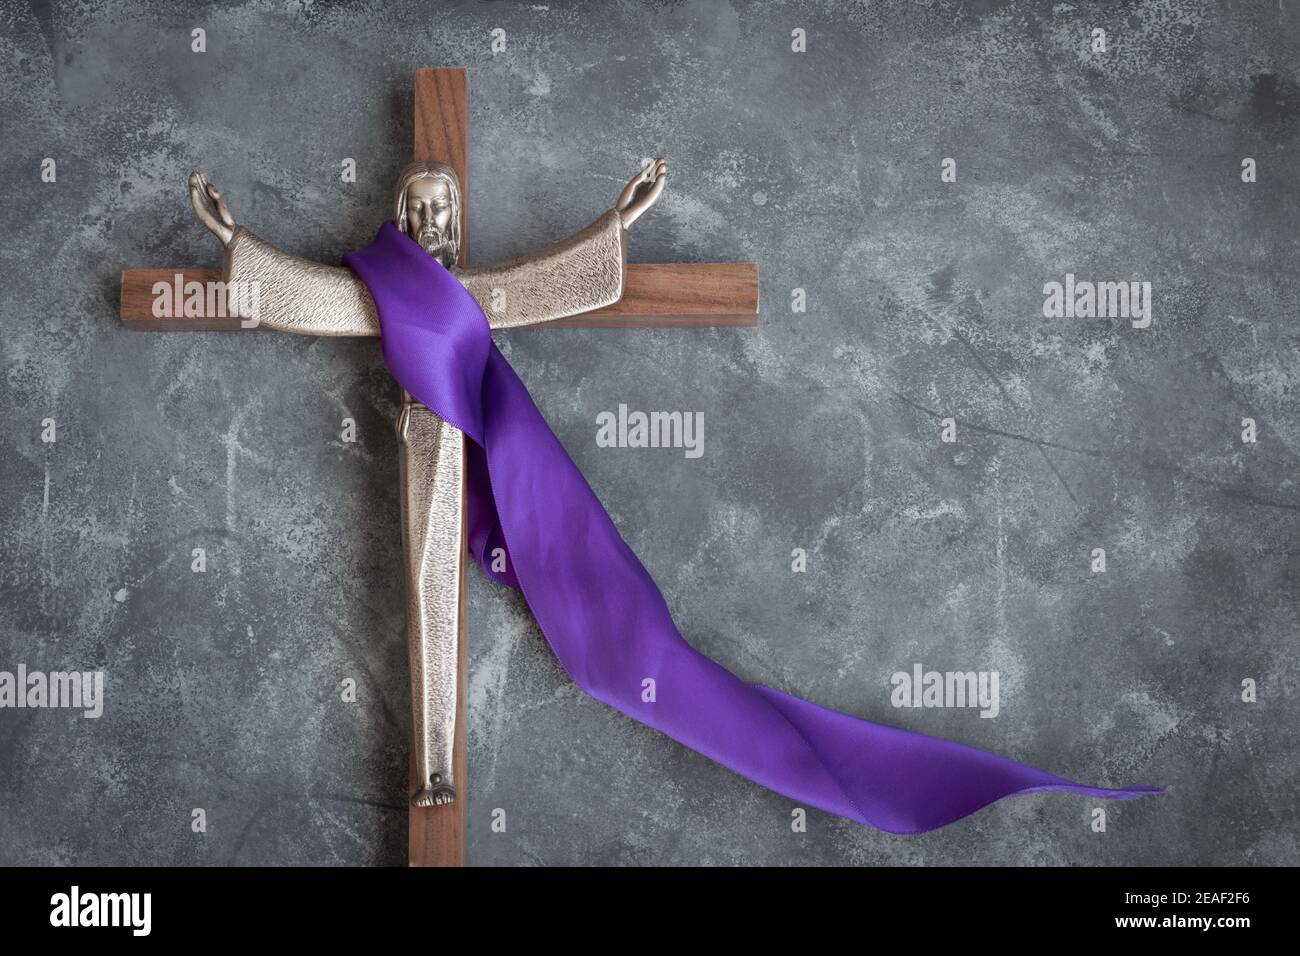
[414, 68, 469, 263]
[119, 268, 230, 331]
[119, 264, 758, 330]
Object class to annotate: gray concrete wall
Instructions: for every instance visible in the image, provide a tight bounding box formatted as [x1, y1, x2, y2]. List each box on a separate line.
[0, 0, 1296, 865]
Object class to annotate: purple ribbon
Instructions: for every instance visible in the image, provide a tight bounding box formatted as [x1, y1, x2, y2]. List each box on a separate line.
[344, 221, 1161, 833]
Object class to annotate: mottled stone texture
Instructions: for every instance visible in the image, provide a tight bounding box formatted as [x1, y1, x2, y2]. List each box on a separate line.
[1, 0, 1296, 866]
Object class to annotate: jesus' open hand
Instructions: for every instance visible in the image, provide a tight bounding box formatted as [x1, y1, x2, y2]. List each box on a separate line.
[188, 171, 237, 246]
[615, 158, 666, 230]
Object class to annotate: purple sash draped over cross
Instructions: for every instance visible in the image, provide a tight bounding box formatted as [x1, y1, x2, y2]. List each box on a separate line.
[344, 221, 1160, 833]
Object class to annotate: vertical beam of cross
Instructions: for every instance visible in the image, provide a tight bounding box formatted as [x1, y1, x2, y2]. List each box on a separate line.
[406, 68, 470, 871]
[413, 69, 470, 262]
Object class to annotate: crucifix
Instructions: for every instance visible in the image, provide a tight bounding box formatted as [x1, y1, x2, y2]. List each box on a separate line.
[120, 68, 759, 867]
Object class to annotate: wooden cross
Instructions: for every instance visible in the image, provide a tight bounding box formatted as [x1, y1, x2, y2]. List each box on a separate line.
[119, 68, 758, 866]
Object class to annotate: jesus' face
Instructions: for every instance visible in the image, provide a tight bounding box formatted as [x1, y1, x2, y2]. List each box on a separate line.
[404, 176, 455, 260]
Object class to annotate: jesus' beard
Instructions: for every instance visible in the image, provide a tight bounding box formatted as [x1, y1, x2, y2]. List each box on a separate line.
[418, 228, 445, 257]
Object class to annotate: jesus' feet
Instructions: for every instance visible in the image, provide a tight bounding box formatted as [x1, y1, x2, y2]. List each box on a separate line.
[412, 774, 455, 807]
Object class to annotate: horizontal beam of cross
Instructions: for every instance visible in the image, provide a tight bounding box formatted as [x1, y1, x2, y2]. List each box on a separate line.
[117, 262, 759, 331]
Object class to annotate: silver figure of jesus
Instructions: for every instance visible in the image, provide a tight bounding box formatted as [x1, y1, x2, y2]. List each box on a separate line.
[187, 159, 667, 805]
